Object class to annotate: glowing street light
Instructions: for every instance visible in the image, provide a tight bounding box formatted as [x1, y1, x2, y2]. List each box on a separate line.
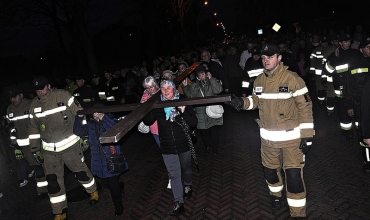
[204, 1, 208, 5]
[214, 12, 217, 16]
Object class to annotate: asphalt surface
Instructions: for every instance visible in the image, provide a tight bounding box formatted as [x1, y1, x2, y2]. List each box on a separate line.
[1, 86, 370, 220]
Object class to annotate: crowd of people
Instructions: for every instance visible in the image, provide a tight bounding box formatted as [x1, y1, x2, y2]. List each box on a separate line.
[0, 23, 369, 219]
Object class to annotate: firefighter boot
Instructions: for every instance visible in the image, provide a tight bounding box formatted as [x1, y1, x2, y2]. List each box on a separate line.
[89, 191, 99, 205]
[54, 213, 67, 220]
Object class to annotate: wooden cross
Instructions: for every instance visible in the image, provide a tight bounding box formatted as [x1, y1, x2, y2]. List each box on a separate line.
[77, 62, 231, 144]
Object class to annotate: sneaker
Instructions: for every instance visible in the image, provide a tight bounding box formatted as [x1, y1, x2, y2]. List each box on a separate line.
[0, 192, 3, 198]
[167, 179, 171, 189]
[19, 180, 28, 187]
[169, 201, 185, 216]
[28, 170, 35, 178]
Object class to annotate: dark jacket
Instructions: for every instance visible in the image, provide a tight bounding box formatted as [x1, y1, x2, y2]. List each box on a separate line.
[74, 115, 125, 178]
[204, 60, 229, 90]
[361, 77, 370, 139]
[143, 98, 198, 155]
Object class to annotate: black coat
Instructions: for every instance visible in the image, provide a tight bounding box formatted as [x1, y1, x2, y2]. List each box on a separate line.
[143, 100, 197, 155]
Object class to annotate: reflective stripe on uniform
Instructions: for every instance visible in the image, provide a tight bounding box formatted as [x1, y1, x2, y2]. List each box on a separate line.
[326, 76, 333, 82]
[37, 181, 48, 187]
[287, 198, 306, 207]
[17, 138, 30, 146]
[82, 178, 95, 188]
[246, 96, 254, 110]
[29, 134, 41, 139]
[351, 68, 369, 74]
[35, 106, 67, 118]
[335, 64, 348, 73]
[242, 81, 250, 88]
[325, 63, 335, 73]
[83, 99, 91, 102]
[67, 97, 74, 106]
[260, 127, 300, 142]
[299, 123, 314, 129]
[6, 114, 32, 121]
[247, 69, 264, 78]
[268, 185, 283, 193]
[340, 122, 352, 130]
[50, 194, 66, 204]
[315, 69, 322, 76]
[366, 148, 370, 162]
[42, 134, 80, 152]
[327, 106, 334, 111]
[257, 87, 308, 100]
[82, 120, 87, 125]
[106, 96, 115, 101]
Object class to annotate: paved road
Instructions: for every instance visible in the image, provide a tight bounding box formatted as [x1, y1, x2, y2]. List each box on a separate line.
[1, 88, 370, 220]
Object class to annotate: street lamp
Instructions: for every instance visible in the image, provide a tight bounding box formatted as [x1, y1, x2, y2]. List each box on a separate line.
[204, 1, 208, 5]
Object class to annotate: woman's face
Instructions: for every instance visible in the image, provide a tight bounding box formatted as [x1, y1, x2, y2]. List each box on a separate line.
[145, 84, 158, 95]
[161, 84, 175, 100]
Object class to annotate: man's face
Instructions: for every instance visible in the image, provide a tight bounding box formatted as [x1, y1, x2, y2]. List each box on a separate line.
[170, 56, 177, 64]
[339, 40, 351, 50]
[76, 79, 85, 87]
[10, 94, 23, 106]
[247, 43, 253, 51]
[104, 72, 111, 80]
[253, 54, 260, 61]
[92, 77, 99, 85]
[360, 44, 370, 57]
[278, 44, 286, 53]
[36, 85, 50, 97]
[160, 84, 175, 100]
[197, 71, 207, 80]
[230, 47, 237, 55]
[331, 40, 339, 47]
[201, 52, 211, 62]
[312, 35, 320, 43]
[261, 54, 281, 71]
[178, 64, 186, 73]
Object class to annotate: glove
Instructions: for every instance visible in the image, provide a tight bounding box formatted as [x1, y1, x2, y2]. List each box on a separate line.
[225, 94, 244, 111]
[32, 151, 44, 164]
[14, 149, 23, 160]
[299, 138, 312, 154]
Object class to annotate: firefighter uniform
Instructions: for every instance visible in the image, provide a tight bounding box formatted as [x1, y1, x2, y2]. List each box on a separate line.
[28, 76, 97, 217]
[242, 49, 263, 97]
[309, 37, 335, 104]
[6, 90, 48, 195]
[239, 62, 314, 218]
[73, 76, 98, 109]
[361, 77, 370, 173]
[344, 40, 370, 172]
[324, 36, 361, 139]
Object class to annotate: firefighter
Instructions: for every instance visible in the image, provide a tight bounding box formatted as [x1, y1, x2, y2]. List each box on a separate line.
[6, 87, 48, 200]
[226, 44, 314, 219]
[344, 39, 370, 172]
[73, 74, 98, 109]
[323, 33, 362, 141]
[309, 36, 336, 104]
[28, 76, 98, 220]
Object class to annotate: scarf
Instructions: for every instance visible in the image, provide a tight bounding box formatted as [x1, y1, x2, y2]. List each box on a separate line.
[160, 80, 180, 121]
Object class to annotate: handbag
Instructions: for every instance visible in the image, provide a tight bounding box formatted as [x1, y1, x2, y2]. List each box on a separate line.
[200, 88, 224, 118]
[138, 121, 150, 133]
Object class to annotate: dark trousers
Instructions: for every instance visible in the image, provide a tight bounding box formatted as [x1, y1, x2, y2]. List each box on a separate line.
[199, 125, 220, 152]
[17, 158, 33, 181]
[100, 175, 123, 209]
[335, 97, 353, 137]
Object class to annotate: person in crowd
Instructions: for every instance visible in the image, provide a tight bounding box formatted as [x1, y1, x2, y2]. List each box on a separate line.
[182, 65, 223, 155]
[74, 105, 127, 217]
[224, 46, 244, 96]
[28, 76, 98, 220]
[104, 71, 122, 105]
[278, 42, 301, 76]
[177, 63, 192, 93]
[226, 44, 314, 219]
[73, 74, 98, 109]
[169, 56, 179, 73]
[119, 67, 140, 104]
[90, 73, 107, 104]
[6, 87, 48, 198]
[211, 51, 223, 66]
[177, 55, 189, 68]
[239, 42, 254, 70]
[201, 50, 229, 92]
[64, 75, 78, 95]
[344, 39, 370, 172]
[217, 47, 227, 64]
[143, 80, 197, 216]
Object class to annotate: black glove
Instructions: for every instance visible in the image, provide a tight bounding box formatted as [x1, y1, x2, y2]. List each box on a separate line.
[299, 138, 312, 154]
[225, 94, 244, 111]
[32, 151, 44, 164]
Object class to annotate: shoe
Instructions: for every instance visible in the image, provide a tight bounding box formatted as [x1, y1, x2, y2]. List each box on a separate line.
[184, 185, 192, 199]
[270, 195, 281, 208]
[54, 213, 67, 220]
[28, 170, 35, 178]
[115, 206, 124, 217]
[36, 193, 48, 201]
[206, 147, 210, 156]
[169, 201, 185, 216]
[167, 179, 171, 189]
[363, 163, 370, 173]
[89, 191, 99, 205]
[19, 180, 28, 187]
[0, 192, 3, 198]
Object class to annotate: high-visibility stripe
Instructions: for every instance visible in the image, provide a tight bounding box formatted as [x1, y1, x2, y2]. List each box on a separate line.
[335, 64, 348, 73]
[268, 185, 283, 193]
[7, 114, 32, 121]
[82, 178, 95, 188]
[10, 136, 16, 140]
[242, 81, 250, 88]
[16, 138, 30, 146]
[334, 90, 341, 95]
[50, 194, 66, 204]
[340, 122, 352, 130]
[42, 134, 80, 152]
[257, 87, 308, 100]
[316, 51, 322, 55]
[299, 123, 314, 129]
[287, 198, 306, 207]
[107, 96, 115, 101]
[321, 75, 327, 79]
[37, 181, 48, 187]
[260, 127, 300, 142]
[310, 67, 315, 71]
[351, 68, 369, 74]
[29, 134, 41, 139]
[247, 96, 254, 110]
[325, 63, 335, 73]
[82, 120, 87, 125]
[248, 69, 264, 77]
[83, 99, 91, 102]
[67, 97, 74, 106]
[315, 69, 322, 76]
[81, 156, 85, 163]
[35, 106, 67, 118]
[316, 55, 324, 59]
[327, 106, 334, 111]
[327, 76, 333, 82]
[318, 97, 325, 101]
[73, 93, 80, 96]
[366, 148, 370, 162]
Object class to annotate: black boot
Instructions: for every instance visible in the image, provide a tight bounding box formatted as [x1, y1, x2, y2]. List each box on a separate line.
[115, 206, 124, 217]
[184, 185, 192, 199]
[270, 195, 281, 208]
[169, 201, 185, 216]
